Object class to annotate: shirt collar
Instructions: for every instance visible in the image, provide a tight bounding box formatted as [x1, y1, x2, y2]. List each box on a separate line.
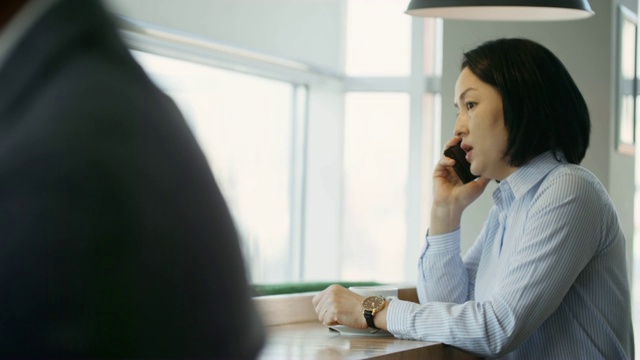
[0, 0, 61, 73]
[499, 151, 567, 201]
[492, 179, 515, 213]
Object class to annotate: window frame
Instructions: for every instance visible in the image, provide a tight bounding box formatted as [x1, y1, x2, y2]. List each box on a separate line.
[116, 14, 442, 283]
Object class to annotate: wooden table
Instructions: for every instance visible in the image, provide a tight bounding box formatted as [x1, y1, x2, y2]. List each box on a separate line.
[258, 320, 477, 359]
[254, 287, 480, 359]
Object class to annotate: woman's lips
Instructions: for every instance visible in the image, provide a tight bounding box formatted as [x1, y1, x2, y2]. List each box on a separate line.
[463, 146, 473, 162]
[459, 143, 473, 162]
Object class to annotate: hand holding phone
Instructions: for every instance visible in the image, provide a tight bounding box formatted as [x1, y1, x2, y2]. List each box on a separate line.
[444, 144, 478, 184]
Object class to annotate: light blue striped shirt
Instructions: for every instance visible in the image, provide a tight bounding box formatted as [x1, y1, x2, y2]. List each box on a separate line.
[387, 151, 634, 359]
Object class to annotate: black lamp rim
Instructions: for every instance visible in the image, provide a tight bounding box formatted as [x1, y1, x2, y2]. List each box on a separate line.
[406, 0, 593, 12]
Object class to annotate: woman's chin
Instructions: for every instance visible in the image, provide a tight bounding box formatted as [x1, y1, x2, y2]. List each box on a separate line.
[469, 165, 478, 177]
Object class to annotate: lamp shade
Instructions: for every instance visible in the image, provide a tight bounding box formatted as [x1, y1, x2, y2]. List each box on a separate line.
[405, 0, 594, 21]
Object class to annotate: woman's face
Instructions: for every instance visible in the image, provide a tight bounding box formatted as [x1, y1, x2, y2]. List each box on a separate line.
[453, 67, 517, 181]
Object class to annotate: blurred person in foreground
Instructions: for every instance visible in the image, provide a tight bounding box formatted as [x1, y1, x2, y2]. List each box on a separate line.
[0, 0, 263, 357]
[313, 38, 634, 359]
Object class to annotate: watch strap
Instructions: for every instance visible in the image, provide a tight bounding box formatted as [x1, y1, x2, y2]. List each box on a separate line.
[363, 309, 377, 329]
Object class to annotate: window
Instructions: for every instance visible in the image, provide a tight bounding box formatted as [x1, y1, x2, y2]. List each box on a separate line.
[120, 0, 441, 285]
[340, 0, 440, 282]
[345, 0, 412, 76]
[342, 92, 410, 282]
[131, 51, 307, 284]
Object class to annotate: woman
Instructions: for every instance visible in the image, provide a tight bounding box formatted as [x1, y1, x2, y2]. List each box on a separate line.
[312, 38, 634, 359]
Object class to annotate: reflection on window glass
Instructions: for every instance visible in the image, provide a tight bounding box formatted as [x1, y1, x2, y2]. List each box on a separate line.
[131, 51, 296, 284]
[345, 0, 411, 76]
[621, 95, 635, 146]
[343, 92, 410, 282]
[622, 18, 637, 79]
[423, 18, 441, 76]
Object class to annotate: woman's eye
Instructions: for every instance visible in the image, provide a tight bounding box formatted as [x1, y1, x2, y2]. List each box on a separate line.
[466, 102, 476, 110]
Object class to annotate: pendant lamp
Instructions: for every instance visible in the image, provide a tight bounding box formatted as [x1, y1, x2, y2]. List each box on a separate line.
[405, 0, 594, 21]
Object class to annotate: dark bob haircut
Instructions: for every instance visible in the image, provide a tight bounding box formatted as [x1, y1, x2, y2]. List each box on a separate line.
[461, 38, 590, 166]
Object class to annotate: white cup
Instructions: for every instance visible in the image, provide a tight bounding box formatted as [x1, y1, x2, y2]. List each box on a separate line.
[349, 285, 398, 298]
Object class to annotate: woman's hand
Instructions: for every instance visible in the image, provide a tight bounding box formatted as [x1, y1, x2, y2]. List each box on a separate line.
[312, 285, 368, 329]
[430, 137, 491, 235]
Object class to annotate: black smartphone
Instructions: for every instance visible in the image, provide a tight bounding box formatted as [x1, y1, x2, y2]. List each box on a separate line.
[444, 144, 478, 184]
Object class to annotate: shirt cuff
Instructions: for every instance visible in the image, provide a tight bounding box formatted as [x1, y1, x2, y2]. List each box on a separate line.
[424, 228, 461, 254]
[386, 298, 423, 339]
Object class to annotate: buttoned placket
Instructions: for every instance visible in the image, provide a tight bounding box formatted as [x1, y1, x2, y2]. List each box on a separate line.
[493, 181, 515, 256]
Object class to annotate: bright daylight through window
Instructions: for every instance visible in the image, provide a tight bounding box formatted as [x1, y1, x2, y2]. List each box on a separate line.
[132, 52, 302, 283]
[128, 0, 441, 285]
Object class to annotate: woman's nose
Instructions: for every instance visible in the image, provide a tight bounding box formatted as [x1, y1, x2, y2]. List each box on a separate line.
[453, 114, 467, 137]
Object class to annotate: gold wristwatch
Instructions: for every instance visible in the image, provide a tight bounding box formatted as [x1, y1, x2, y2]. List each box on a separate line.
[362, 295, 386, 329]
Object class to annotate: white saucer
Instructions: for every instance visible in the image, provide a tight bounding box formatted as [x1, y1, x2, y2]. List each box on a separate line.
[329, 325, 393, 337]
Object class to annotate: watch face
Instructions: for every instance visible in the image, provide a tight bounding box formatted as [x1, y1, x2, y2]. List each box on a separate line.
[362, 296, 385, 311]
